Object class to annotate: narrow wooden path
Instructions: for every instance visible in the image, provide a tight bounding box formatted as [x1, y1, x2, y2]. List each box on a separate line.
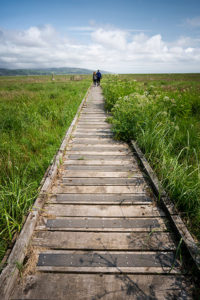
[12, 86, 193, 299]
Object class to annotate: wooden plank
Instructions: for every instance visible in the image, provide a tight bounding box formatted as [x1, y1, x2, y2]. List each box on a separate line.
[75, 125, 111, 129]
[79, 118, 107, 120]
[81, 110, 105, 116]
[66, 155, 134, 161]
[73, 134, 113, 138]
[69, 143, 126, 148]
[69, 145, 129, 151]
[37, 251, 180, 273]
[61, 171, 142, 178]
[80, 114, 107, 116]
[52, 185, 147, 194]
[65, 164, 136, 171]
[64, 165, 138, 171]
[66, 150, 131, 155]
[75, 131, 111, 135]
[33, 231, 176, 250]
[64, 160, 135, 165]
[44, 204, 165, 217]
[74, 127, 110, 131]
[75, 128, 111, 132]
[50, 193, 152, 204]
[82, 110, 105, 112]
[78, 120, 107, 123]
[71, 140, 125, 144]
[62, 177, 146, 186]
[78, 123, 108, 126]
[73, 137, 114, 141]
[11, 273, 193, 300]
[44, 217, 166, 231]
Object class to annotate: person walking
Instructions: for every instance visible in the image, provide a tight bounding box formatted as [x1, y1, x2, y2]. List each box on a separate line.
[96, 70, 102, 86]
[93, 71, 97, 86]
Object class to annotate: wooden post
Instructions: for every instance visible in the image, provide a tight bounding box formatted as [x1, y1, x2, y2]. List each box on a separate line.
[52, 72, 55, 81]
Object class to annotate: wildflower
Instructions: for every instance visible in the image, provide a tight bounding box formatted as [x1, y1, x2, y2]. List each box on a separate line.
[163, 96, 170, 101]
[162, 111, 168, 116]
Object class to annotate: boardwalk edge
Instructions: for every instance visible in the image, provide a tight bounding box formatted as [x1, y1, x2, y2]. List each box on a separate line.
[0, 85, 92, 299]
[130, 140, 200, 275]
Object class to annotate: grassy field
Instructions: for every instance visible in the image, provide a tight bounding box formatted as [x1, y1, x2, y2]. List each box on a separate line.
[102, 74, 200, 240]
[0, 75, 91, 262]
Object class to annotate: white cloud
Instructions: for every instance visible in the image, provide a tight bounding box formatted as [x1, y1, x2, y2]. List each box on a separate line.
[91, 28, 128, 50]
[0, 25, 200, 73]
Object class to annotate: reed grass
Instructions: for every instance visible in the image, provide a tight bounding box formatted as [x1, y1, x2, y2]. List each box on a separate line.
[0, 75, 90, 261]
[102, 74, 200, 239]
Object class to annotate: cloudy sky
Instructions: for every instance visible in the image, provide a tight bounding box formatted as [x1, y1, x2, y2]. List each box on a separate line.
[0, 0, 200, 73]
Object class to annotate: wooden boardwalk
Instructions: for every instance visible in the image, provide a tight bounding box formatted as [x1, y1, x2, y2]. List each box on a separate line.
[11, 86, 193, 299]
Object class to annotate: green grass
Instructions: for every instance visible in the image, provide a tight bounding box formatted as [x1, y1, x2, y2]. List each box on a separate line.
[0, 75, 91, 261]
[102, 74, 200, 240]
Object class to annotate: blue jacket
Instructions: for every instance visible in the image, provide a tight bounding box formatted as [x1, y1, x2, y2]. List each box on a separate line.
[96, 71, 102, 79]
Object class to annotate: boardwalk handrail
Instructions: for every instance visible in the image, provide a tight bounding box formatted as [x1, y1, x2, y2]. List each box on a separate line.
[0, 85, 92, 300]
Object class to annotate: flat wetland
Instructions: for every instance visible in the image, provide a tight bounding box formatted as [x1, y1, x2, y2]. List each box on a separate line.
[0, 73, 200, 264]
[0, 75, 90, 262]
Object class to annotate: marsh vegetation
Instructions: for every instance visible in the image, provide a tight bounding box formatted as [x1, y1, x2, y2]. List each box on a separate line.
[102, 74, 200, 240]
[0, 75, 90, 261]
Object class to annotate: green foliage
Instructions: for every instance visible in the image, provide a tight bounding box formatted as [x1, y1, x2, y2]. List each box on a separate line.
[0, 75, 90, 261]
[102, 74, 200, 239]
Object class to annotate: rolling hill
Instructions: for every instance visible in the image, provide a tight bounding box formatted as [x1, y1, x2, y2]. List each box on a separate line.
[0, 67, 108, 76]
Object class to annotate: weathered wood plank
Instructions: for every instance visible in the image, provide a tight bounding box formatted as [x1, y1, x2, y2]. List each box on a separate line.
[75, 127, 110, 131]
[33, 231, 176, 250]
[71, 139, 126, 144]
[69, 143, 126, 148]
[44, 204, 165, 217]
[11, 273, 193, 300]
[61, 171, 141, 177]
[78, 123, 108, 126]
[64, 160, 134, 165]
[37, 251, 180, 273]
[66, 155, 134, 160]
[50, 193, 152, 204]
[73, 137, 114, 141]
[44, 217, 166, 231]
[81, 110, 105, 116]
[64, 165, 137, 171]
[66, 150, 131, 155]
[69, 145, 129, 151]
[75, 130, 111, 134]
[75, 125, 111, 129]
[73, 134, 113, 138]
[52, 185, 147, 194]
[79, 118, 107, 121]
[62, 177, 145, 186]
[67, 150, 130, 158]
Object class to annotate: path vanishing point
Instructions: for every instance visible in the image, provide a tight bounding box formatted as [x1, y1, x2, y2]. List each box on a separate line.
[4, 86, 195, 299]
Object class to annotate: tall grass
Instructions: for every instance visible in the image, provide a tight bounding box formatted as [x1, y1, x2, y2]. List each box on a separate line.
[0, 75, 91, 261]
[102, 74, 200, 239]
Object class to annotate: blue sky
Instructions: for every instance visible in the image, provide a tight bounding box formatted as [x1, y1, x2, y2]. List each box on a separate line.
[0, 0, 200, 72]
